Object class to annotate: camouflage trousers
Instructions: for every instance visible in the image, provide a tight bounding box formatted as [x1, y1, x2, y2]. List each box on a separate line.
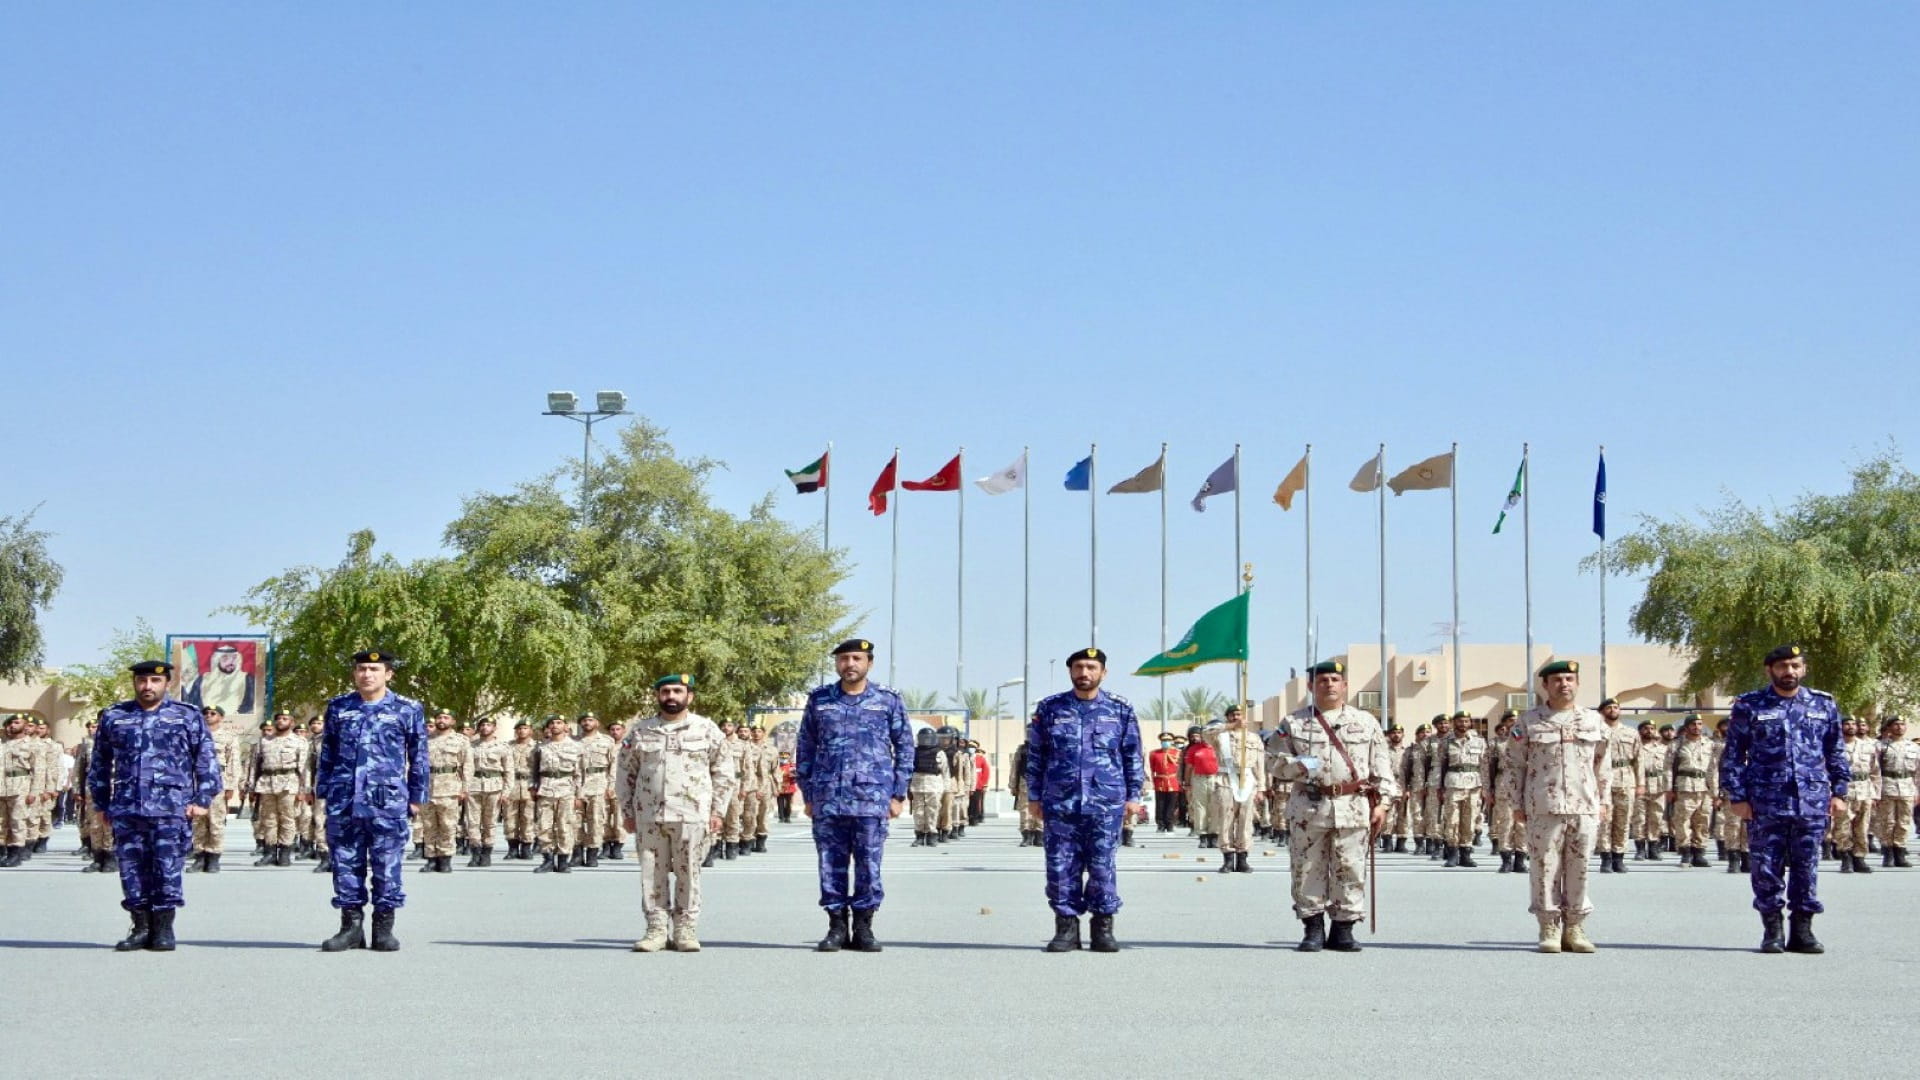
[811, 814, 888, 911]
[739, 790, 766, 837]
[257, 791, 299, 846]
[1287, 824, 1367, 922]
[1671, 792, 1712, 848]
[1042, 807, 1125, 917]
[1719, 806, 1748, 851]
[1017, 797, 1041, 831]
[636, 818, 706, 925]
[537, 796, 580, 853]
[721, 790, 745, 843]
[328, 814, 410, 910]
[938, 789, 959, 831]
[0, 794, 31, 846]
[1185, 776, 1215, 834]
[603, 795, 625, 845]
[1524, 813, 1597, 921]
[1875, 796, 1915, 848]
[420, 797, 461, 857]
[1383, 796, 1411, 839]
[1601, 787, 1634, 852]
[308, 799, 328, 853]
[756, 789, 774, 836]
[1490, 793, 1524, 851]
[580, 793, 609, 849]
[1834, 797, 1874, 853]
[111, 814, 191, 912]
[1748, 814, 1826, 915]
[909, 787, 940, 832]
[1267, 789, 1288, 830]
[1441, 788, 1480, 846]
[1631, 793, 1667, 841]
[1208, 788, 1257, 853]
[191, 794, 231, 853]
[505, 794, 535, 841]
[1423, 790, 1445, 839]
[465, 791, 504, 845]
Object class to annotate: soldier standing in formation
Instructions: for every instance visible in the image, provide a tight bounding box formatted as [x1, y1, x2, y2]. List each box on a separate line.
[1505, 659, 1610, 954]
[317, 650, 428, 953]
[1271, 660, 1394, 953]
[1722, 644, 1849, 953]
[743, 724, 773, 853]
[304, 717, 330, 872]
[602, 719, 629, 859]
[1009, 740, 1040, 846]
[618, 673, 737, 952]
[92, 659, 222, 951]
[1632, 722, 1670, 861]
[73, 716, 113, 872]
[1711, 719, 1750, 873]
[1875, 716, 1917, 867]
[1026, 648, 1143, 954]
[1438, 711, 1485, 868]
[1486, 714, 1527, 873]
[186, 705, 240, 874]
[504, 720, 537, 859]
[1, 713, 50, 867]
[714, 720, 745, 859]
[531, 714, 586, 873]
[795, 638, 912, 953]
[909, 727, 946, 846]
[1833, 719, 1877, 873]
[1380, 725, 1411, 853]
[420, 711, 471, 873]
[575, 712, 617, 867]
[1147, 733, 1179, 833]
[1597, 699, 1642, 874]
[253, 710, 310, 868]
[465, 718, 513, 867]
[1181, 724, 1218, 848]
[1209, 704, 1264, 875]
[1667, 715, 1715, 867]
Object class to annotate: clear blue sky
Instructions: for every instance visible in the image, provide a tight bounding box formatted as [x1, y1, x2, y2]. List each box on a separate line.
[6, 6, 1916, 714]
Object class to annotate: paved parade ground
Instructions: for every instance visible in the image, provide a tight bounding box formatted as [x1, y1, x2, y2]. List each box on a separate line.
[4, 818, 1911, 1080]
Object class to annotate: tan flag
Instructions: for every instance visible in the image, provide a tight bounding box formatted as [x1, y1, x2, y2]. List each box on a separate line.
[1349, 453, 1382, 492]
[1272, 453, 1308, 511]
[1387, 450, 1455, 495]
[1107, 453, 1164, 495]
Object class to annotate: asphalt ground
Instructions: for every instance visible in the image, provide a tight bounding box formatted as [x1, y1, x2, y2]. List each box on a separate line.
[3, 819, 1912, 1079]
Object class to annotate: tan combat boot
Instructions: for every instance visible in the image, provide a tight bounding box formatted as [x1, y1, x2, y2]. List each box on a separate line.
[1537, 917, 1563, 953]
[631, 920, 669, 953]
[1562, 920, 1596, 954]
[670, 921, 701, 953]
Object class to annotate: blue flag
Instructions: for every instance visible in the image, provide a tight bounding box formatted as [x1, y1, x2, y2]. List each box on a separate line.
[1592, 451, 1607, 539]
[1064, 455, 1092, 491]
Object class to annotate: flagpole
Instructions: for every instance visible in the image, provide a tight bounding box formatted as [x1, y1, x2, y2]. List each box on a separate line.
[1233, 442, 1244, 704]
[822, 442, 833, 689]
[1598, 444, 1608, 700]
[1523, 443, 1533, 707]
[1304, 444, 1314, 669]
[957, 446, 965, 711]
[1377, 443, 1390, 725]
[889, 446, 900, 689]
[1159, 442, 1168, 734]
[1450, 441, 1461, 713]
[1089, 442, 1099, 646]
[1022, 447, 1031, 728]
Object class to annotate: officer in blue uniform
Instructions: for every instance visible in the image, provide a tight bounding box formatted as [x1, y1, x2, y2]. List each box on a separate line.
[794, 638, 913, 953]
[91, 659, 222, 952]
[1722, 644, 1849, 955]
[316, 649, 429, 953]
[1026, 647, 1145, 954]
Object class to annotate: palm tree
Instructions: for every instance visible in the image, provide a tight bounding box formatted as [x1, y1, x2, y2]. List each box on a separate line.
[950, 688, 1006, 724]
[901, 688, 942, 712]
[1177, 687, 1229, 726]
[1139, 696, 1176, 730]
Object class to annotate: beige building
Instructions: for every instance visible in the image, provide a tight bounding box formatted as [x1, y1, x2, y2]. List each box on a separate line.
[0, 672, 92, 746]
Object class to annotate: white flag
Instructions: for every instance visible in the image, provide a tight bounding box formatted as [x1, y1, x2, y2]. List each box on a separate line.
[1349, 454, 1382, 492]
[974, 453, 1027, 495]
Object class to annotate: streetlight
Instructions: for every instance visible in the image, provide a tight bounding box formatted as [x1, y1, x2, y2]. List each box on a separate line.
[992, 677, 1023, 792]
[542, 390, 631, 519]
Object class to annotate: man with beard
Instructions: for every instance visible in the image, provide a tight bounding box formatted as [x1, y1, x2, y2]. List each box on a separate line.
[465, 718, 513, 867]
[253, 711, 310, 868]
[420, 711, 471, 873]
[1874, 716, 1918, 868]
[1505, 660, 1610, 954]
[1633, 723, 1669, 861]
[316, 651, 428, 952]
[504, 720, 537, 859]
[0, 714, 50, 867]
[91, 661, 221, 950]
[186, 706, 241, 873]
[618, 674, 736, 952]
[1027, 648, 1145, 953]
[575, 712, 617, 867]
[184, 643, 256, 717]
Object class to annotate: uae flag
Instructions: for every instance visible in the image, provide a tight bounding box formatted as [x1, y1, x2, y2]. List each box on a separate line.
[785, 452, 828, 494]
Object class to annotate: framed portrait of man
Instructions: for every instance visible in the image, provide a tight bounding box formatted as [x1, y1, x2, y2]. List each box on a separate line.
[165, 634, 275, 724]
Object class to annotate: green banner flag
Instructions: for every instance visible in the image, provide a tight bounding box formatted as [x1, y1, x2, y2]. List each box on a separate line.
[1133, 590, 1250, 676]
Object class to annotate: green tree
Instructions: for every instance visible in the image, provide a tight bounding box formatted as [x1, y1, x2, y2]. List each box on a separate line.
[1177, 686, 1230, 726]
[0, 508, 65, 681]
[901, 689, 942, 712]
[51, 619, 164, 716]
[950, 687, 1014, 725]
[1138, 696, 1176, 730]
[1600, 453, 1920, 714]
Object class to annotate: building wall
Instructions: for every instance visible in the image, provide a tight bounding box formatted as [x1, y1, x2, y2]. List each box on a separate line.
[0, 673, 92, 746]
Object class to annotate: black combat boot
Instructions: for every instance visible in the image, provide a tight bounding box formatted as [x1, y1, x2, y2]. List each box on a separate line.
[1297, 913, 1326, 952]
[82, 849, 106, 873]
[411, 842, 425, 859]
[1443, 845, 1460, 868]
[1726, 853, 1740, 874]
[254, 846, 276, 867]
[1428, 841, 1443, 861]
[1044, 914, 1081, 953]
[1647, 840, 1664, 862]
[147, 909, 177, 952]
[1457, 848, 1477, 869]
[1498, 850, 1513, 874]
[1121, 829, 1135, 848]
[1612, 852, 1628, 873]
[1327, 920, 1362, 952]
[817, 909, 850, 952]
[582, 845, 599, 868]
[115, 910, 153, 952]
[456, 837, 468, 856]
[1851, 853, 1873, 874]
[1895, 847, 1913, 868]
[1759, 911, 1785, 954]
[1089, 914, 1119, 953]
[535, 850, 555, 873]
[1393, 837, 1408, 853]
[206, 854, 222, 874]
[850, 909, 882, 952]
[1840, 853, 1854, 874]
[722, 841, 737, 860]
[1882, 847, 1893, 867]
[186, 851, 203, 873]
[1235, 851, 1252, 873]
[701, 845, 717, 868]
[481, 846, 493, 867]
[466, 846, 482, 868]
[1715, 839, 1727, 860]
[279, 844, 294, 867]
[1786, 912, 1823, 954]
[1691, 847, 1712, 868]
[1218, 852, 1236, 874]
[1513, 851, 1528, 872]
[440, 854, 455, 873]
[312, 852, 330, 873]
[370, 908, 400, 952]
[554, 853, 571, 873]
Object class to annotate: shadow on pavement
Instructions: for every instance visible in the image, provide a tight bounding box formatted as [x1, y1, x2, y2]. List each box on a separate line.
[0, 939, 106, 950]
[435, 940, 620, 951]
[185, 940, 322, 950]
[1123, 940, 1277, 950]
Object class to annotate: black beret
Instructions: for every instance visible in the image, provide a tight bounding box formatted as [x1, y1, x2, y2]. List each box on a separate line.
[1068, 647, 1108, 665]
[1186, 725, 1204, 737]
[1538, 659, 1579, 677]
[1764, 644, 1804, 665]
[1599, 697, 1619, 708]
[205, 705, 225, 716]
[512, 720, 530, 729]
[352, 649, 397, 666]
[1306, 660, 1345, 677]
[832, 638, 875, 656]
[129, 659, 173, 677]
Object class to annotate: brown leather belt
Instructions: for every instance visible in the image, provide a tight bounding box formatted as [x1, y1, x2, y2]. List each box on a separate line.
[1310, 779, 1371, 797]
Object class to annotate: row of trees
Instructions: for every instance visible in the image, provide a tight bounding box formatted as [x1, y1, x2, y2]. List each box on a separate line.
[902, 686, 1234, 728]
[0, 510, 63, 683]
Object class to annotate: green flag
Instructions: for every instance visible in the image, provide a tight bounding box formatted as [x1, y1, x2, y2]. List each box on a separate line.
[1492, 456, 1526, 534]
[1133, 590, 1250, 676]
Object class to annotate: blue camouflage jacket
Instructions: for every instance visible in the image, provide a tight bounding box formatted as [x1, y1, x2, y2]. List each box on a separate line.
[794, 681, 913, 817]
[1721, 685, 1848, 819]
[1025, 689, 1146, 817]
[318, 689, 429, 820]
[89, 699, 222, 818]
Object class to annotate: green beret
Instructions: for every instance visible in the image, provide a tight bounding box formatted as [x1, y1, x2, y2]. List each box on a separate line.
[542, 713, 564, 726]
[1306, 660, 1345, 677]
[1537, 659, 1579, 678]
[653, 673, 695, 689]
[1764, 644, 1804, 665]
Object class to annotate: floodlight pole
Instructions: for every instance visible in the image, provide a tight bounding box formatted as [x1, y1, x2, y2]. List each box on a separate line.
[542, 403, 631, 521]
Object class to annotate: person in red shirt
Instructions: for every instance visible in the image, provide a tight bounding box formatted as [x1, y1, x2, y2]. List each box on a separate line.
[968, 741, 989, 824]
[1183, 725, 1221, 849]
[776, 753, 798, 823]
[1149, 734, 1182, 833]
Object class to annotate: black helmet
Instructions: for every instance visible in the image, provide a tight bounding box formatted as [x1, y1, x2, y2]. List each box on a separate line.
[915, 727, 937, 748]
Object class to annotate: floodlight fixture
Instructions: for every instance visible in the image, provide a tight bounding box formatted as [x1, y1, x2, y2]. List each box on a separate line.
[595, 390, 628, 414]
[546, 391, 579, 415]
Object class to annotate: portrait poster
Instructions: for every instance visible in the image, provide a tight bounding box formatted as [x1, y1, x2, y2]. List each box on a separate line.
[165, 633, 274, 726]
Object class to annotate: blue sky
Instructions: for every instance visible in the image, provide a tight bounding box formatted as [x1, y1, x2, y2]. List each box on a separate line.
[5, 5, 1915, 714]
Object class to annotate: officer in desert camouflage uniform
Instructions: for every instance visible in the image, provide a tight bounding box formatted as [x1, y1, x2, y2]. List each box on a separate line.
[187, 705, 241, 873]
[504, 720, 537, 859]
[1503, 659, 1610, 954]
[1596, 698, 1642, 874]
[420, 711, 471, 873]
[465, 718, 513, 867]
[618, 673, 738, 952]
[531, 714, 586, 874]
[602, 719, 629, 860]
[253, 711, 310, 868]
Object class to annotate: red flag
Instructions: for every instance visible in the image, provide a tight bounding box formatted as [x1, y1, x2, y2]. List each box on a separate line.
[868, 453, 898, 515]
[902, 454, 962, 492]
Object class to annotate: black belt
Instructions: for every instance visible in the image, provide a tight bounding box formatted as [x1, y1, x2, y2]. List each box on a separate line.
[260, 768, 296, 776]
[1885, 771, 1913, 779]
[1611, 759, 1636, 768]
[541, 771, 573, 779]
[430, 766, 461, 775]
[1445, 765, 1479, 773]
[4, 769, 31, 778]
[475, 769, 503, 778]
[1675, 770, 1706, 778]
